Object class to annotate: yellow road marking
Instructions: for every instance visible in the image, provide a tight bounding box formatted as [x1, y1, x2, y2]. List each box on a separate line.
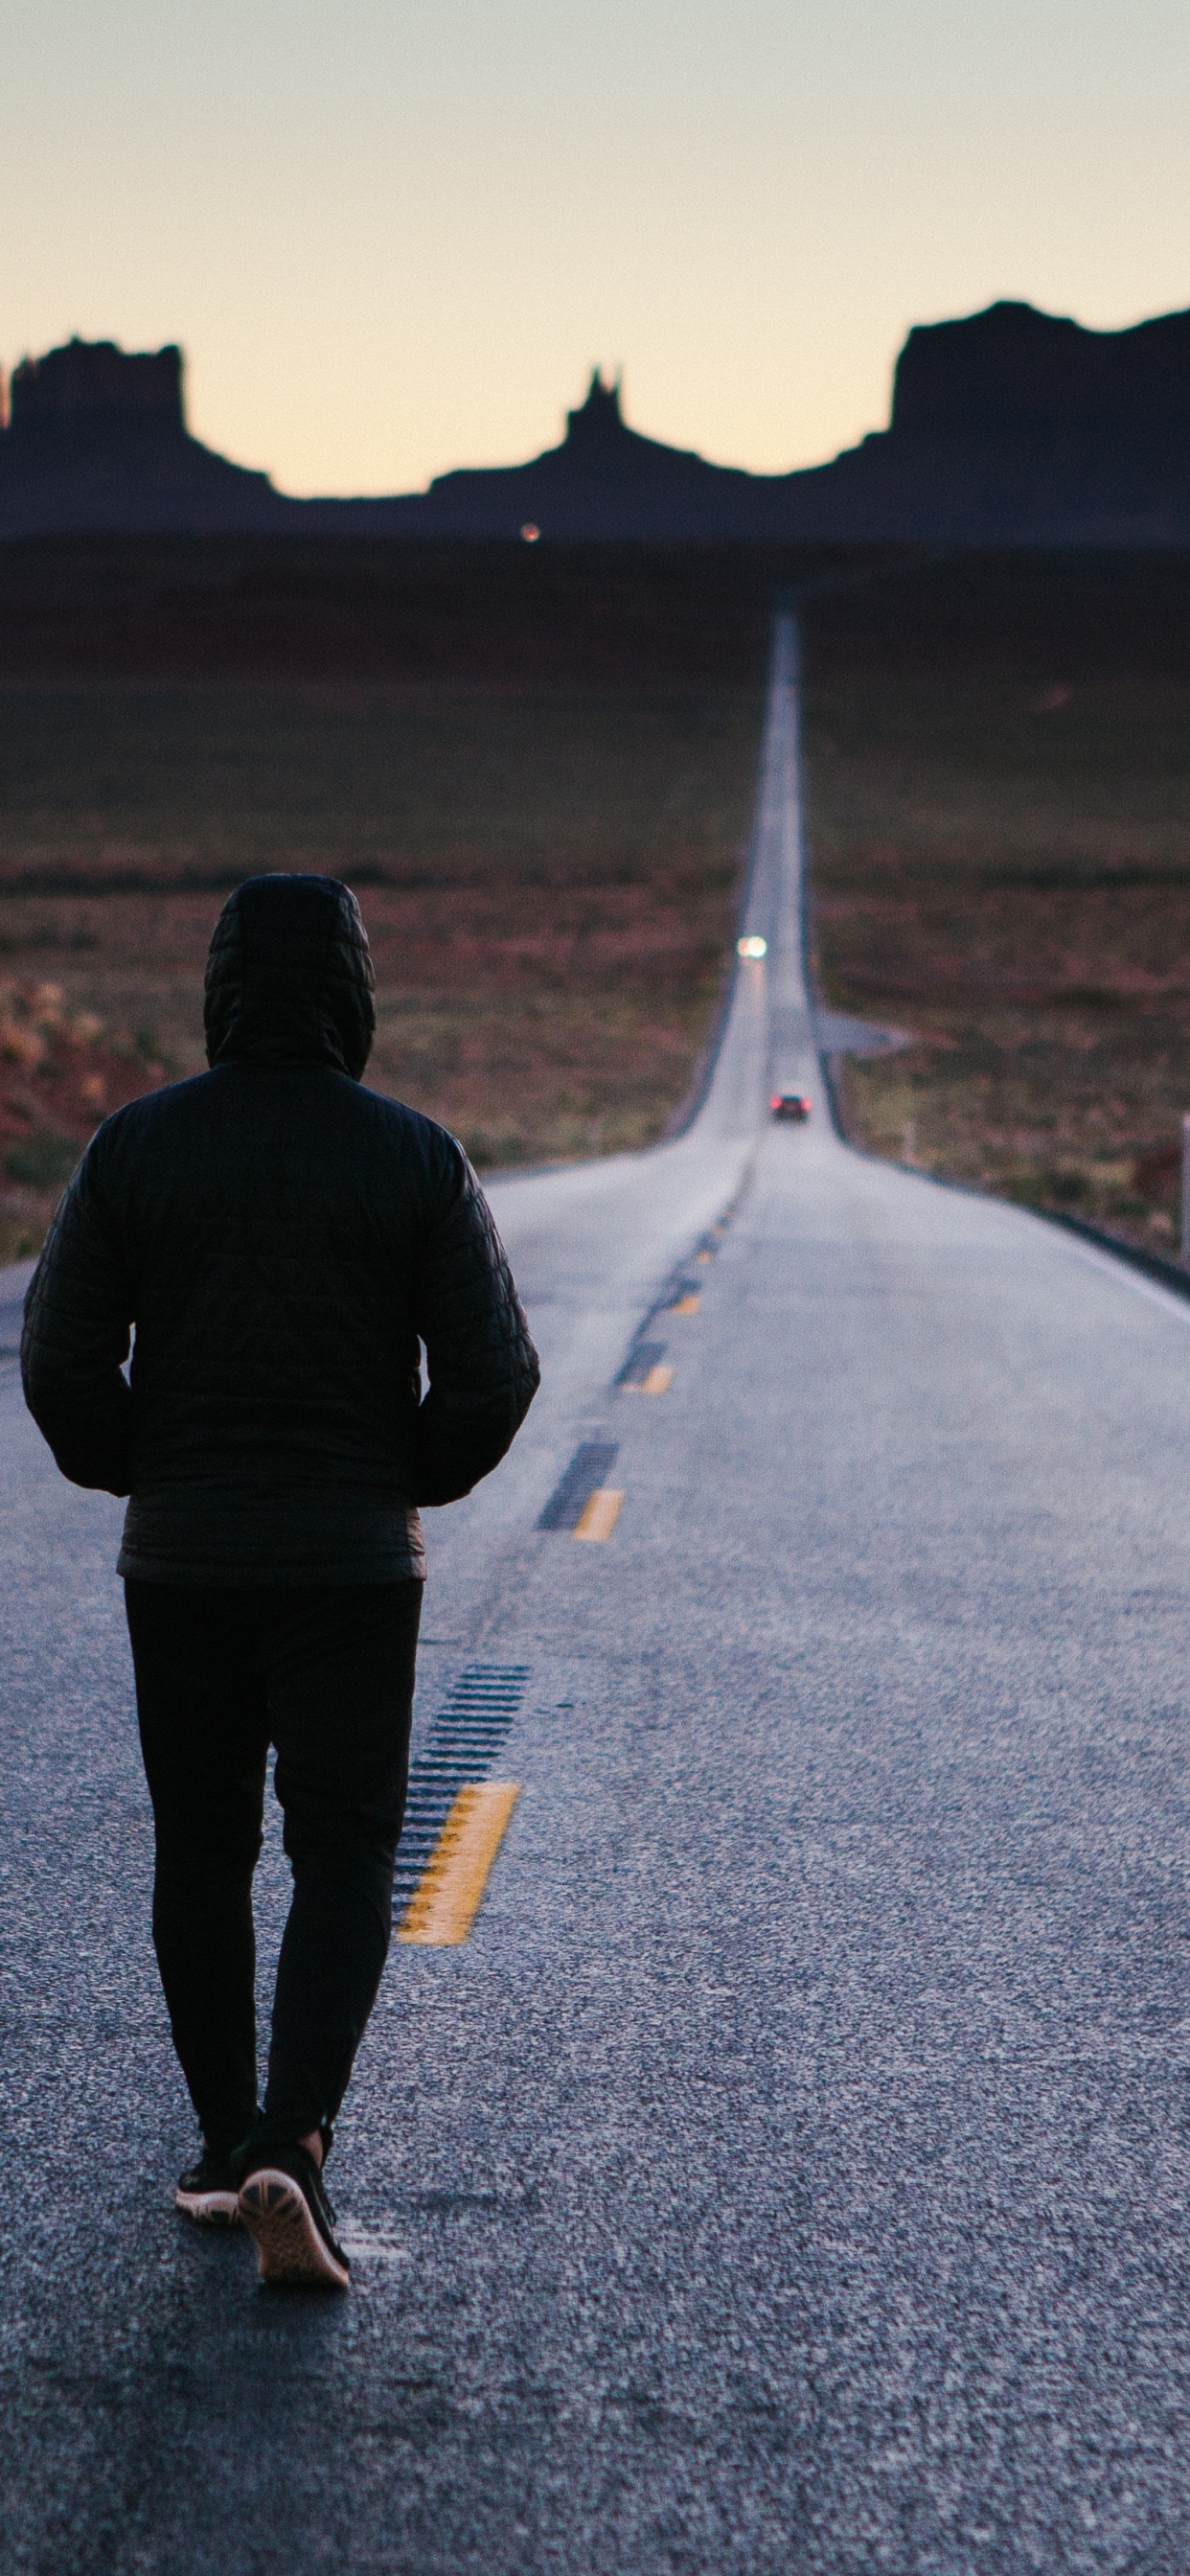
[670, 1292, 699, 1315]
[696, 1250, 713, 1265]
[398, 1782, 520, 1945]
[573, 1486, 624, 1541]
[639, 1362, 673, 1393]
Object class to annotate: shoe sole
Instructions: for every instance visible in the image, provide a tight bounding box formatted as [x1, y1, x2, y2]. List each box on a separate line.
[175, 2187, 240, 2225]
[238, 2170, 351, 2290]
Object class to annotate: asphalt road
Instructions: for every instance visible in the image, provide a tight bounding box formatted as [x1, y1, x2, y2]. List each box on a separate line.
[4, 626, 1190, 2572]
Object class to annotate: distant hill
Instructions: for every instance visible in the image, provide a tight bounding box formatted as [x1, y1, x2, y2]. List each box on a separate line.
[4, 304, 1190, 543]
[0, 339, 292, 535]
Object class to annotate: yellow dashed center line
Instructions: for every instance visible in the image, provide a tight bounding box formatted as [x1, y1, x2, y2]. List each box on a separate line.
[398, 1782, 520, 1945]
[625, 1362, 673, 1395]
[573, 1487, 625, 1541]
[670, 1292, 699, 1316]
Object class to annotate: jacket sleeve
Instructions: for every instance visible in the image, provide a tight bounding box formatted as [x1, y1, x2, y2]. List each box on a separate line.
[20, 1141, 134, 1496]
[411, 1144, 539, 1506]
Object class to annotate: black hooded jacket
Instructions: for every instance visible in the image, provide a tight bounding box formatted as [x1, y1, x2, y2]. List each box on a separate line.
[20, 874, 539, 1584]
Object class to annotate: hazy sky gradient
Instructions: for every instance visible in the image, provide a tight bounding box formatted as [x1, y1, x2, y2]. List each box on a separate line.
[2, 0, 1188, 494]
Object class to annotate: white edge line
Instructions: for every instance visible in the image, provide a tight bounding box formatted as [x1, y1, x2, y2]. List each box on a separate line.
[1045, 1225, 1190, 1324]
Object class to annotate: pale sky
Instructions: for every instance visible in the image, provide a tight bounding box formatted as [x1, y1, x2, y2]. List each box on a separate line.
[2, 0, 1188, 497]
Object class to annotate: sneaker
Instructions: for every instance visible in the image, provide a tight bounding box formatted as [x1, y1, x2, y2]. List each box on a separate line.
[175, 2148, 242, 2226]
[237, 2143, 351, 2290]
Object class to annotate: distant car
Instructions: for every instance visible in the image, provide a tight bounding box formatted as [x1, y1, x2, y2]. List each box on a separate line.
[770, 1092, 812, 1122]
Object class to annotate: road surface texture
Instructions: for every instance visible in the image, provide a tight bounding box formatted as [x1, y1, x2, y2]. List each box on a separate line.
[4, 624, 1190, 2573]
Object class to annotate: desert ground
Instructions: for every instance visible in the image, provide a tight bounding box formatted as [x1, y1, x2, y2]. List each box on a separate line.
[0, 679, 760, 1260]
[3, 538, 1189, 1264]
[0, 538, 804, 1259]
[803, 550, 1190, 1254]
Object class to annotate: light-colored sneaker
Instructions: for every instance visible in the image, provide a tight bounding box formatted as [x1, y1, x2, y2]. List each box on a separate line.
[237, 2144, 351, 2289]
[175, 2150, 241, 2226]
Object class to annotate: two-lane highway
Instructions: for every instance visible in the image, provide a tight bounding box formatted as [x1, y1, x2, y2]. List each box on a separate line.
[4, 627, 1190, 2571]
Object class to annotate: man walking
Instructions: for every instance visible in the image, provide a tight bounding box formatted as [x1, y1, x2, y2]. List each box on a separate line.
[21, 873, 539, 2289]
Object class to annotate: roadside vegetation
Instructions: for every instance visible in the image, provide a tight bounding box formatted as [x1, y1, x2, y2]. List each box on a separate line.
[1, 539, 834, 1261]
[5, 538, 1190, 1268]
[802, 554, 1190, 1256]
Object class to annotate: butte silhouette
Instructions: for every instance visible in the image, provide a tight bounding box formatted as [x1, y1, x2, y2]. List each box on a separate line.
[3, 303, 1190, 541]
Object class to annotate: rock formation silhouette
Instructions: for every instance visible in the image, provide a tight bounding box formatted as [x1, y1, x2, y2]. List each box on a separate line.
[3, 307, 1190, 542]
[0, 337, 289, 532]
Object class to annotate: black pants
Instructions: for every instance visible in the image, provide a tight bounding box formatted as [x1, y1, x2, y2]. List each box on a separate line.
[125, 1578, 422, 2156]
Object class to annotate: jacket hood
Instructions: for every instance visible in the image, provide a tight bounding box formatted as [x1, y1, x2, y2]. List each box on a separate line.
[204, 874, 376, 1079]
